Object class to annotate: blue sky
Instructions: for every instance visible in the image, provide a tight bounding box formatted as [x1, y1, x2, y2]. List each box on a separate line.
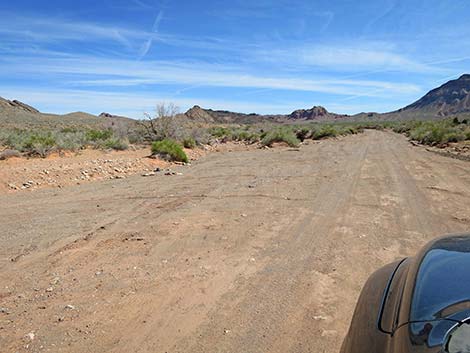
[1, 0, 469, 118]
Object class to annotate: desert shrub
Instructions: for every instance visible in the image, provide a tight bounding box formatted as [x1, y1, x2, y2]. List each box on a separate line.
[261, 128, 300, 147]
[60, 127, 80, 133]
[0, 128, 129, 157]
[86, 129, 113, 141]
[311, 125, 338, 139]
[342, 126, 362, 135]
[209, 126, 231, 139]
[99, 137, 129, 151]
[189, 128, 211, 145]
[399, 120, 470, 146]
[443, 131, 466, 143]
[139, 103, 186, 142]
[127, 131, 145, 144]
[0, 130, 9, 146]
[207, 126, 260, 143]
[182, 137, 196, 149]
[231, 129, 260, 143]
[295, 127, 310, 141]
[10, 132, 57, 157]
[392, 122, 415, 134]
[151, 139, 188, 163]
[56, 131, 88, 151]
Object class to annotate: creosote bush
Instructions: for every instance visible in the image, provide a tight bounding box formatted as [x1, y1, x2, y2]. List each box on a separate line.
[99, 137, 129, 151]
[182, 137, 196, 149]
[0, 128, 128, 158]
[392, 119, 470, 146]
[151, 139, 189, 163]
[261, 128, 300, 147]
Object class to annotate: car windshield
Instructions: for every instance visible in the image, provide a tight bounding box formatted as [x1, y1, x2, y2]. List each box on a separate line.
[411, 244, 470, 322]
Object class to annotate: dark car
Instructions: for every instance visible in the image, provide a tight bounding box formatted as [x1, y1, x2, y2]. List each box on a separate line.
[340, 234, 470, 353]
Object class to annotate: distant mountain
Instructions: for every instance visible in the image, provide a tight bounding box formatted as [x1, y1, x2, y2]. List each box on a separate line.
[185, 105, 280, 124]
[99, 112, 132, 120]
[0, 97, 40, 114]
[184, 105, 217, 123]
[397, 74, 470, 117]
[5, 74, 470, 129]
[288, 106, 349, 121]
[184, 105, 350, 124]
[0, 96, 135, 130]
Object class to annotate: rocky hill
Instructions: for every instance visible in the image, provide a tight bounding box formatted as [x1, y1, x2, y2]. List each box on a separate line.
[0, 96, 136, 130]
[184, 106, 216, 123]
[185, 105, 280, 124]
[0, 97, 40, 114]
[288, 106, 349, 121]
[184, 105, 349, 124]
[397, 74, 470, 117]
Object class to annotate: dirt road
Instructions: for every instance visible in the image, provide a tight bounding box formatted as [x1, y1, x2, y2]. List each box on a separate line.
[1, 130, 469, 353]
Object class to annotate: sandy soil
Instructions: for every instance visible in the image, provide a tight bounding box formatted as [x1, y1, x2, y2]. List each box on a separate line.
[1, 130, 469, 353]
[0, 142, 251, 194]
[424, 140, 470, 161]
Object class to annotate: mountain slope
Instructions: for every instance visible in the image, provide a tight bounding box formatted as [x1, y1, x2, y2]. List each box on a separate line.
[398, 74, 470, 117]
[0, 97, 135, 130]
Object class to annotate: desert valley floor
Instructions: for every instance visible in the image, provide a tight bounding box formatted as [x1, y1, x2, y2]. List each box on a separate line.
[1, 130, 470, 353]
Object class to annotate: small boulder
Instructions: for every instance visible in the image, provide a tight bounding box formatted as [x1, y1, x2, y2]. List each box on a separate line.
[0, 149, 21, 160]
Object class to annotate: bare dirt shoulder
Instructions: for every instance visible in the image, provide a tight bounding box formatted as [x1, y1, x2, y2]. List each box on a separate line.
[421, 140, 470, 161]
[0, 142, 253, 194]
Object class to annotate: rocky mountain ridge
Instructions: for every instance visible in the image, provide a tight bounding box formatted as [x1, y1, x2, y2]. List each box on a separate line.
[2, 74, 470, 125]
[398, 74, 470, 116]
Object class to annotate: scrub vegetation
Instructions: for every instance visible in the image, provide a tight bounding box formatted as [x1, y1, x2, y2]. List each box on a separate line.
[151, 139, 189, 163]
[0, 128, 128, 157]
[392, 118, 470, 146]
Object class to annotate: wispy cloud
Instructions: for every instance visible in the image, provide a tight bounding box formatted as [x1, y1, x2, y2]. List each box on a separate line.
[2, 7, 465, 117]
[0, 12, 144, 53]
[0, 55, 422, 97]
[132, 0, 155, 10]
[0, 12, 447, 76]
[254, 41, 443, 74]
[0, 12, 247, 57]
[139, 10, 164, 59]
[315, 11, 335, 32]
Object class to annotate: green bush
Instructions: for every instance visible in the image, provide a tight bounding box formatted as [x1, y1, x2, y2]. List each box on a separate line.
[395, 119, 470, 146]
[0, 128, 129, 157]
[182, 137, 196, 149]
[209, 126, 231, 138]
[56, 131, 87, 151]
[151, 139, 188, 162]
[231, 129, 260, 143]
[295, 127, 310, 141]
[100, 137, 128, 151]
[86, 129, 113, 141]
[311, 125, 338, 139]
[24, 133, 56, 157]
[4, 131, 57, 157]
[261, 129, 300, 147]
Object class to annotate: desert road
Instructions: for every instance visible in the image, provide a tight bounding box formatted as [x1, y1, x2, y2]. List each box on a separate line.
[1, 130, 470, 353]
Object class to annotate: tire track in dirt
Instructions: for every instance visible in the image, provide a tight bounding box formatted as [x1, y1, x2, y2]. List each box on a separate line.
[1, 131, 469, 353]
[173, 134, 371, 353]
